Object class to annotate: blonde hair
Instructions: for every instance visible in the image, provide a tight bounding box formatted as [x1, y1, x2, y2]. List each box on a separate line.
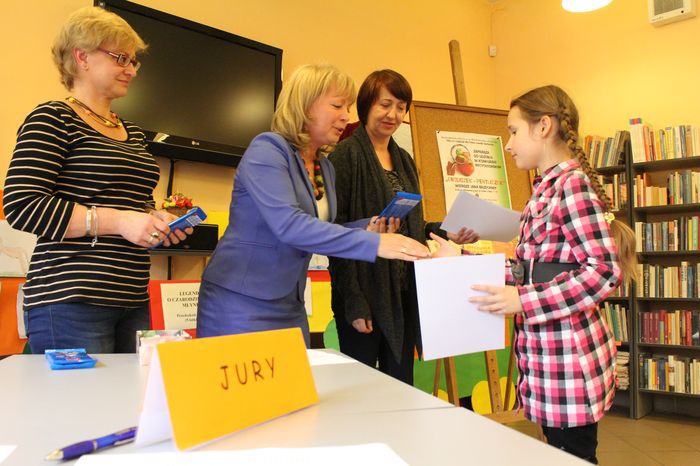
[511, 85, 639, 283]
[271, 64, 355, 156]
[52, 6, 147, 90]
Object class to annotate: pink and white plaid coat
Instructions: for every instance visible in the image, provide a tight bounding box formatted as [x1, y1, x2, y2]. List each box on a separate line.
[508, 159, 621, 428]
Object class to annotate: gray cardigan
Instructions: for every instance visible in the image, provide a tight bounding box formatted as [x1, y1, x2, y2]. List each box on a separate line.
[328, 125, 443, 362]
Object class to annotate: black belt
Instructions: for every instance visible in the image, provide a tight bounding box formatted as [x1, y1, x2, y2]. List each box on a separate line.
[512, 260, 579, 285]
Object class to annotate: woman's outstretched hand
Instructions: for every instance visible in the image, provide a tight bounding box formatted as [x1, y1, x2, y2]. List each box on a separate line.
[377, 234, 430, 261]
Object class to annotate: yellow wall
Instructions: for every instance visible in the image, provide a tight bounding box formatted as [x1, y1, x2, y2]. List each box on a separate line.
[1, 0, 497, 188]
[1, 0, 497, 279]
[5, 0, 699, 279]
[492, 0, 700, 137]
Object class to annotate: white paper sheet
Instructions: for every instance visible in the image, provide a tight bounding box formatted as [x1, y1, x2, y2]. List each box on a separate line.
[160, 282, 200, 330]
[440, 191, 521, 242]
[415, 254, 506, 360]
[304, 277, 313, 316]
[306, 349, 355, 366]
[134, 351, 174, 448]
[76, 443, 407, 465]
[0, 446, 16, 464]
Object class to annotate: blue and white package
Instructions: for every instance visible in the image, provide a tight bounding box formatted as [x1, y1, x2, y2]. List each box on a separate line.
[377, 192, 422, 220]
[45, 348, 97, 370]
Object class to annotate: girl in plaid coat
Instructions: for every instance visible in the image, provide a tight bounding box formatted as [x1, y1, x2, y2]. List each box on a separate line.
[435, 85, 637, 464]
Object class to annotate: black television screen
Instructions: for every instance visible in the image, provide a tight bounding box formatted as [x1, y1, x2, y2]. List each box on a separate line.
[97, 0, 282, 166]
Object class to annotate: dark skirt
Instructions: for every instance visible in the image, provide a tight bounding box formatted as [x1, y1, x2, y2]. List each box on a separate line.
[196, 279, 310, 347]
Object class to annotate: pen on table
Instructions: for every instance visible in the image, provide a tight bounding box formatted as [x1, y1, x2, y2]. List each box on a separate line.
[45, 426, 137, 461]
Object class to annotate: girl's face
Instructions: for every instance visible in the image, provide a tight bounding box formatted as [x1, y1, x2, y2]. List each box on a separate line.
[365, 86, 407, 141]
[505, 106, 543, 171]
[306, 88, 351, 148]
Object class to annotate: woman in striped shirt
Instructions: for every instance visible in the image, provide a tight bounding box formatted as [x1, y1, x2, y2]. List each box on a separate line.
[3, 7, 188, 354]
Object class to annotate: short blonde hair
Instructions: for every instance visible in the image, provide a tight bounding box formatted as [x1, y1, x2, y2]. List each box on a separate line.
[52, 6, 147, 90]
[271, 64, 355, 155]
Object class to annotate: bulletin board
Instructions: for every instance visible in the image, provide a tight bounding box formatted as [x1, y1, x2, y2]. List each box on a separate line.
[409, 101, 532, 222]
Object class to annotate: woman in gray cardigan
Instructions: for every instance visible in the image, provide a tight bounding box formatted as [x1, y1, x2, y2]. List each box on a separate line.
[328, 70, 476, 384]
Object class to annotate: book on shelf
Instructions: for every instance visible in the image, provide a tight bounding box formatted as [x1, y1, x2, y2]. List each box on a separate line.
[608, 281, 630, 298]
[636, 262, 700, 298]
[617, 350, 630, 391]
[597, 172, 628, 211]
[633, 170, 700, 207]
[635, 216, 700, 252]
[639, 353, 700, 394]
[600, 301, 629, 343]
[639, 310, 700, 346]
[629, 118, 700, 163]
[584, 130, 629, 168]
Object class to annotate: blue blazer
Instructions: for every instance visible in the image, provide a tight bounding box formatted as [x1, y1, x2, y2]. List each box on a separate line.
[202, 132, 379, 301]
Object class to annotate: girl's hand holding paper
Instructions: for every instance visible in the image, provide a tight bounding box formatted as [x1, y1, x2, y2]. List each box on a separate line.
[469, 284, 523, 315]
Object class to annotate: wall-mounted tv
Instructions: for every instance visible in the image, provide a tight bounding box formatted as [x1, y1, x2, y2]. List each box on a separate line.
[97, 0, 282, 166]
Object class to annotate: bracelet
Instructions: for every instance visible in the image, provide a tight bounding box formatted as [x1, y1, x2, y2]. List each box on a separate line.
[90, 206, 98, 247]
[85, 207, 92, 237]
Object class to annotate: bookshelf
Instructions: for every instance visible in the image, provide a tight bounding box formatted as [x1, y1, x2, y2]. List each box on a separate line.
[591, 125, 700, 418]
[628, 129, 700, 417]
[593, 148, 635, 415]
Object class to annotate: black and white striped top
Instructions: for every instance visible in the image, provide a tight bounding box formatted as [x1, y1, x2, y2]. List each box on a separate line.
[3, 101, 159, 311]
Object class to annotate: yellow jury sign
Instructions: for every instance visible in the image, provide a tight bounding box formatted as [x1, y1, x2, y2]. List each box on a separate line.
[156, 328, 319, 450]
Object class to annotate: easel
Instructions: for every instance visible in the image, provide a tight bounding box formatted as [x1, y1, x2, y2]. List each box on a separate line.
[428, 40, 506, 413]
[422, 41, 544, 441]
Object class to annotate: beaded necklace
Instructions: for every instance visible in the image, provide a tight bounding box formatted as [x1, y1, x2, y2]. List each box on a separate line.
[66, 96, 122, 128]
[309, 160, 325, 201]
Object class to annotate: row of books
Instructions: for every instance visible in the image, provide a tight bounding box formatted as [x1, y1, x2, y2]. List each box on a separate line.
[600, 302, 629, 343]
[584, 131, 629, 168]
[637, 262, 699, 298]
[617, 350, 630, 391]
[639, 310, 700, 346]
[598, 173, 628, 211]
[639, 354, 700, 395]
[629, 119, 700, 163]
[633, 170, 700, 207]
[635, 217, 700, 252]
[608, 281, 631, 298]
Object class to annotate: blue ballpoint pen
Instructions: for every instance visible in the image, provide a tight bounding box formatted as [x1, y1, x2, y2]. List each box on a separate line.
[45, 426, 137, 461]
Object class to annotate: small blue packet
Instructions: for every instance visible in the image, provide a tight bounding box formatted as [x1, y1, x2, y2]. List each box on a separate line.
[45, 348, 97, 370]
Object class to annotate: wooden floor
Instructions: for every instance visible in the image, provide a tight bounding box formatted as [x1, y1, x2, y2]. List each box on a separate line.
[508, 410, 700, 466]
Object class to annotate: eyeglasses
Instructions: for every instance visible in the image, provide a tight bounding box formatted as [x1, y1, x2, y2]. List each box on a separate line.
[97, 48, 141, 71]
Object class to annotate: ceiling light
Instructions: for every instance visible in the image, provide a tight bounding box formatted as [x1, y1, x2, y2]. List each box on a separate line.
[562, 0, 612, 13]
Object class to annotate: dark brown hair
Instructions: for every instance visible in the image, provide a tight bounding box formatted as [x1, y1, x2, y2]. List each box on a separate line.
[357, 69, 412, 125]
[511, 85, 638, 283]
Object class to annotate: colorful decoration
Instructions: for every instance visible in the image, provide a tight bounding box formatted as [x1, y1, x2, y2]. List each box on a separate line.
[162, 192, 194, 215]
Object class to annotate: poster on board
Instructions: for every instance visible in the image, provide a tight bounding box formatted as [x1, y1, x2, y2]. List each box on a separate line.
[436, 131, 511, 210]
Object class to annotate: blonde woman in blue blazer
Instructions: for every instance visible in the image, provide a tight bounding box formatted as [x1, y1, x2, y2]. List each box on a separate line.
[197, 64, 429, 345]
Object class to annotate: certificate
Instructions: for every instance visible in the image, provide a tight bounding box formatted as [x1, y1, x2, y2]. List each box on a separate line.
[415, 254, 506, 360]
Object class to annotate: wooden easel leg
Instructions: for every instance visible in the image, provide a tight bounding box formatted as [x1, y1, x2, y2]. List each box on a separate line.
[432, 359, 442, 397]
[443, 357, 460, 407]
[503, 341, 516, 409]
[485, 350, 503, 413]
[536, 424, 546, 443]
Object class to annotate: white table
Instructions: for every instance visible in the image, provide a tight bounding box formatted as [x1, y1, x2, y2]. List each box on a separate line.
[0, 353, 585, 465]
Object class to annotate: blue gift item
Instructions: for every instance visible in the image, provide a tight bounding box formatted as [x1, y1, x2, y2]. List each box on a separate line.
[45, 349, 97, 370]
[377, 192, 422, 221]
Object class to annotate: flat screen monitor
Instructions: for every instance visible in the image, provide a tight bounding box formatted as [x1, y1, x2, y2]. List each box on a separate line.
[98, 0, 282, 166]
